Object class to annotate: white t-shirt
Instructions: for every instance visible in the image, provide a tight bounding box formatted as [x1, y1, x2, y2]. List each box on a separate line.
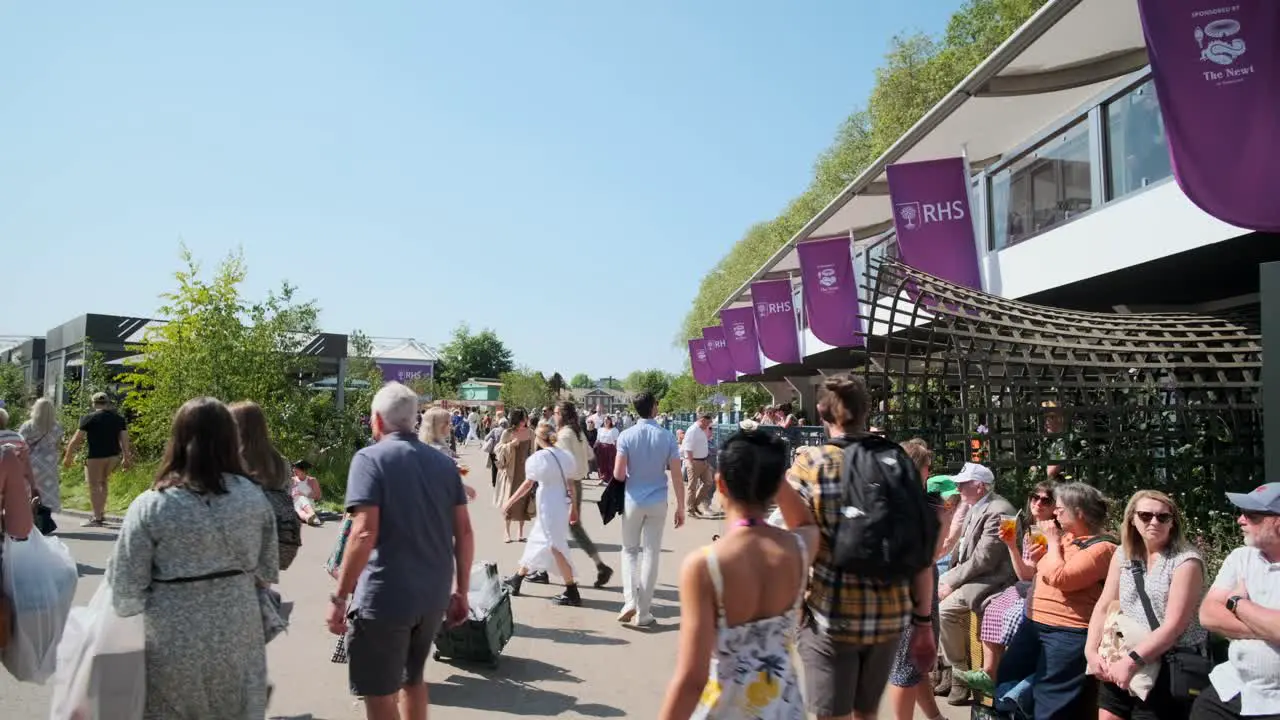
[681, 423, 710, 460]
[596, 427, 620, 445]
[1209, 546, 1280, 715]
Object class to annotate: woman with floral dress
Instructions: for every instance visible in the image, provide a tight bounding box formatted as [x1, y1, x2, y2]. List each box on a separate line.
[660, 429, 819, 720]
[109, 397, 278, 719]
[18, 398, 63, 513]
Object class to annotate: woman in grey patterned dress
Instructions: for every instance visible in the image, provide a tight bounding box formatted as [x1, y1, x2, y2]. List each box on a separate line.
[109, 397, 279, 720]
[18, 398, 64, 512]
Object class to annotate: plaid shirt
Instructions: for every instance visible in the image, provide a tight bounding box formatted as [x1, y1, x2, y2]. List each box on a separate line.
[789, 443, 913, 645]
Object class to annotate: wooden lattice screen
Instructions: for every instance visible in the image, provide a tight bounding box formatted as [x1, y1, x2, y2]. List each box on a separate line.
[858, 260, 1263, 518]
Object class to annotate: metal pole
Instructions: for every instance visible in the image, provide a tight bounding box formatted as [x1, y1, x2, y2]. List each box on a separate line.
[1261, 262, 1280, 478]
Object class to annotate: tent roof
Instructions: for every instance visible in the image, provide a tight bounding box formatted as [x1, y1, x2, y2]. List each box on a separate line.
[718, 0, 1148, 311]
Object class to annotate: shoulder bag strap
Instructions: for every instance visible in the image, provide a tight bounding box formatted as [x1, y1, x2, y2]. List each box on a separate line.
[547, 450, 570, 501]
[1129, 560, 1161, 631]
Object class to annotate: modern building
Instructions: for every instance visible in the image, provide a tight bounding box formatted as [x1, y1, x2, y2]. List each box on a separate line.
[0, 337, 46, 399]
[5, 312, 440, 408]
[715, 0, 1276, 413]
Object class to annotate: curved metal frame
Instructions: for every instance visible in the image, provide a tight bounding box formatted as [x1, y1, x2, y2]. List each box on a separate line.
[860, 261, 1262, 517]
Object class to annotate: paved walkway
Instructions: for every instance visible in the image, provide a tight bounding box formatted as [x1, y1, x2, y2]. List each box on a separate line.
[2, 442, 966, 719]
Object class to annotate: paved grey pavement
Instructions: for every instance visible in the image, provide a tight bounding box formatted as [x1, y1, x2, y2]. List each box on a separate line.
[3, 442, 966, 719]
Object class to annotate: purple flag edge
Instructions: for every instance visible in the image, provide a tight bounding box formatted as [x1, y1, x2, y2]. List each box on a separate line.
[796, 237, 865, 348]
[718, 307, 763, 375]
[688, 339, 716, 386]
[750, 279, 802, 364]
[702, 326, 738, 383]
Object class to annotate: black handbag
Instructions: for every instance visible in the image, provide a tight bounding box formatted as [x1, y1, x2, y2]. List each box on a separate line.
[1129, 561, 1214, 700]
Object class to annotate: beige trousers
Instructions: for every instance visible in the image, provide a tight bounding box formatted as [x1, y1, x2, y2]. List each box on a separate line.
[85, 456, 119, 519]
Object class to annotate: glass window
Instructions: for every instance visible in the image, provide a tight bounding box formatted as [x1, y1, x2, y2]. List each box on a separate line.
[989, 120, 1093, 250]
[1106, 80, 1172, 199]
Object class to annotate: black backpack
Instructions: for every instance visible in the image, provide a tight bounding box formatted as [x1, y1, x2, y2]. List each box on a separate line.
[826, 435, 938, 581]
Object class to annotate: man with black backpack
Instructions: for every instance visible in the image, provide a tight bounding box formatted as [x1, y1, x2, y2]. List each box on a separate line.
[775, 375, 939, 720]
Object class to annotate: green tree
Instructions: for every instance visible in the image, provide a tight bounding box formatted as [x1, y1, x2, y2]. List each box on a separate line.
[499, 368, 550, 411]
[120, 247, 322, 457]
[569, 373, 593, 389]
[0, 362, 27, 421]
[659, 372, 716, 414]
[623, 369, 671, 399]
[679, 0, 1047, 342]
[437, 324, 515, 388]
[548, 372, 566, 399]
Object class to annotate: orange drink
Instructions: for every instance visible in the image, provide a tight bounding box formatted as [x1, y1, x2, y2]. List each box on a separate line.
[458, 464, 470, 476]
[1029, 528, 1047, 549]
[998, 514, 1018, 542]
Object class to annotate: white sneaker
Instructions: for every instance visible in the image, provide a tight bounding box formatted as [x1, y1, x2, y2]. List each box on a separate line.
[633, 616, 657, 628]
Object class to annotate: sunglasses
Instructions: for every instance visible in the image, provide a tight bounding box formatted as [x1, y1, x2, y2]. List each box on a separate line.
[1135, 511, 1174, 525]
[1031, 494, 1053, 504]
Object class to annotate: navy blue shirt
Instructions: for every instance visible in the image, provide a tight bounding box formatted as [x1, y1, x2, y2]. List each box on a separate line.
[345, 432, 466, 620]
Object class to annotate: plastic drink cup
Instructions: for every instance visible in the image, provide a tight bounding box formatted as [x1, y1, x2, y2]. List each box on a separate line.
[999, 514, 1018, 541]
[1030, 528, 1047, 549]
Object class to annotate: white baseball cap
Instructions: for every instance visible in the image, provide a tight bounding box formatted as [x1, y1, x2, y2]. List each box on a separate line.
[953, 462, 995, 485]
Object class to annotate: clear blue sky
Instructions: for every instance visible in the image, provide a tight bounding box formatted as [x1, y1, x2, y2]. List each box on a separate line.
[1, 1, 957, 378]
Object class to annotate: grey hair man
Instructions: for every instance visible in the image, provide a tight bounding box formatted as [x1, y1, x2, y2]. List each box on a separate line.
[1196, 482, 1280, 719]
[327, 382, 475, 720]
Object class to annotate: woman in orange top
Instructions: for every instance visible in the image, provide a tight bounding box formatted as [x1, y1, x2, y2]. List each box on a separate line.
[996, 482, 1117, 719]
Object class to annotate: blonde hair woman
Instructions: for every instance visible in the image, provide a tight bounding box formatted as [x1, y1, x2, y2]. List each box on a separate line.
[19, 398, 64, 513]
[501, 421, 582, 606]
[419, 407, 477, 502]
[1087, 490, 1205, 720]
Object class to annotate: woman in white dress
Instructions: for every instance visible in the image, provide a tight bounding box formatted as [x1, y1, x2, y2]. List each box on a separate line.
[500, 421, 582, 606]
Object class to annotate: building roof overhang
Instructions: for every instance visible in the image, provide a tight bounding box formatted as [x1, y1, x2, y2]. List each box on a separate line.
[717, 0, 1148, 311]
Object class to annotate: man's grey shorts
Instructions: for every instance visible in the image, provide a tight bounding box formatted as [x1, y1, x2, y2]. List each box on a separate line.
[797, 618, 901, 717]
[346, 611, 444, 698]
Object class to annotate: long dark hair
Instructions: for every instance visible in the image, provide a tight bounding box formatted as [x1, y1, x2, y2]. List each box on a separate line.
[154, 397, 247, 494]
[557, 400, 583, 441]
[229, 400, 290, 491]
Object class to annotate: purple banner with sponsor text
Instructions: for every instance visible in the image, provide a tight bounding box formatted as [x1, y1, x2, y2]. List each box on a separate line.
[718, 306, 763, 376]
[377, 361, 433, 384]
[886, 157, 982, 290]
[689, 339, 716, 386]
[750, 279, 802, 364]
[797, 237, 863, 348]
[702, 326, 737, 383]
[1137, 0, 1280, 231]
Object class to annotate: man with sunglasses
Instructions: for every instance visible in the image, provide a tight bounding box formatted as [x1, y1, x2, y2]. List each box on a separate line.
[1195, 482, 1280, 720]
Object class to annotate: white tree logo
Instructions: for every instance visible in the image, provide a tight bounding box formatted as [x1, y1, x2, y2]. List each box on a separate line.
[898, 202, 921, 230]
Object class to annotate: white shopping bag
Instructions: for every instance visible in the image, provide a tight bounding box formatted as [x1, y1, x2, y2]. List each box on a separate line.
[49, 581, 146, 720]
[1, 530, 78, 683]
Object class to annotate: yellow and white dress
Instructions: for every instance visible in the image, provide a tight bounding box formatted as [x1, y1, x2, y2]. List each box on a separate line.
[692, 536, 807, 720]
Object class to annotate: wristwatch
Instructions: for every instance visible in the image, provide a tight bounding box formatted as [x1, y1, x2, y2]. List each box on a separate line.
[329, 593, 350, 606]
[1227, 595, 1243, 615]
[911, 613, 933, 627]
[1128, 650, 1145, 665]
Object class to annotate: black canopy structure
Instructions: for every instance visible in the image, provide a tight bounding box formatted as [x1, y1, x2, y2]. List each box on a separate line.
[855, 260, 1262, 520]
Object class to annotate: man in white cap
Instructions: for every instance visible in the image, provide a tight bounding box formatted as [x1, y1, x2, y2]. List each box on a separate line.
[1195, 482, 1280, 719]
[935, 462, 1017, 705]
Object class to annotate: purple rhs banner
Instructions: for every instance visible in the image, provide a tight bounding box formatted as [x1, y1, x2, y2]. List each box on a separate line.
[377, 361, 433, 384]
[1138, 0, 1280, 231]
[750, 280, 801, 364]
[719, 306, 763, 376]
[886, 157, 982, 290]
[702, 326, 737, 382]
[797, 237, 863, 348]
[689, 339, 716, 386]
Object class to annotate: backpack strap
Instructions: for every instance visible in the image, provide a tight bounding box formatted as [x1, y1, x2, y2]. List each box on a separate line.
[702, 547, 728, 629]
[1073, 534, 1119, 550]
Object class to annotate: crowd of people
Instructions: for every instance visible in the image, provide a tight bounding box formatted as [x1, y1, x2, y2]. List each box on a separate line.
[1, 375, 1278, 720]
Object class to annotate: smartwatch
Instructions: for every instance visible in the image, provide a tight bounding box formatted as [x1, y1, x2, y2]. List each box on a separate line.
[329, 593, 350, 606]
[1227, 595, 1243, 615]
[911, 613, 933, 626]
[1128, 650, 1145, 665]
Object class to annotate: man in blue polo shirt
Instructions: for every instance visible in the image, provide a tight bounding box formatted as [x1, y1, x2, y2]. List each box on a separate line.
[613, 391, 685, 627]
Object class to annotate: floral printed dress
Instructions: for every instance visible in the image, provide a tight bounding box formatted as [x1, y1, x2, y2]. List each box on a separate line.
[693, 536, 807, 720]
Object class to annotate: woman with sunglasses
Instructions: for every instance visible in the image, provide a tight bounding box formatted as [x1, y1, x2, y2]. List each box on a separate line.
[1086, 490, 1206, 720]
[954, 481, 1059, 696]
